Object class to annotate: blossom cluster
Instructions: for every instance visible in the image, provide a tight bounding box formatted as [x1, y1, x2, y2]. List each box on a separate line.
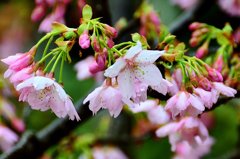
[1, 3, 239, 158]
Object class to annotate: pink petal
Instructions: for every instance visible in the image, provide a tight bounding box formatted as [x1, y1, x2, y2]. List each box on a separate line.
[175, 92, 189, 110]
[188, 95, 205, 111]
[156, 122, 178, 137]
[83, 87, 103, 104]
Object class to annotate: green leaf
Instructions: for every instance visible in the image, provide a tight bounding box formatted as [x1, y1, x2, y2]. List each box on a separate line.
[216, 34, 229, 45]
[82, 5, 92, 21]
[78, 23, 88, 35]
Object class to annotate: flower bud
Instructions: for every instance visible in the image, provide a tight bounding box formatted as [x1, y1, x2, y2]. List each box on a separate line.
[31, 5, 46, 22]
[189, 22, 204, 31]
[91, 35, 102, 52]
[96, 54, 106, 70]
[79, 30, 90, 49]
[89, 61, 104, 74]
[199, 77, 212, 91]
[196, 41, 209, 59]
[192, 30, 202, 37]
[106, 37, 114, 48]
[189, 37, 201, 47]
[204, 64, 223, 82]
[149, 10, 160, 25]
[11, 118, 25, 133]
[103, 24, 117, 38]
[54, 3, 66, 19]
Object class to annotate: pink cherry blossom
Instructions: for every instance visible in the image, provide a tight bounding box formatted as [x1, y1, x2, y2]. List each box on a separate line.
[130, 99, 157, 113]
[91, 145, 128, 159]
[194, 88, 215, 109]
[74, 56, 104, 83]
[173, 136, 215, 159]
[83, 79, 133, 118]
[218, 0, 240, 17]
[156, 117, 209, 151]
[1, 47, 36, 74]
[171, 0, 200, 10]
[151, 78, 173, 95]
[211, 82, 237, 97]
[130, 99, 170, 125]
[16, 76, 80, 121]
[104, 41, 164, 99]
[164, 91, 205, 118]
[168, 68, 182, 95]
[0, 124, 19, 152]
[131, 79, 148, 103]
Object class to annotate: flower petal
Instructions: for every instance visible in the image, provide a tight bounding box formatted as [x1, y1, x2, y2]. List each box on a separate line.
[124, 41, 142, 60]
[104, 58, 127, 78]
[135, 64, 162, 85]
[118, 69, 135, 98]
[135, 50, 164, 65]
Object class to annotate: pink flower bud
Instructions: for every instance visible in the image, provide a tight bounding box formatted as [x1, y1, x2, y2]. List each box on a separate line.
[89, 61, 104, 74]
[196, 47, 208, 59]
[149, 11, 160, 25]
[205, 66, 223, 82]
[199, 77, 212, 91]
[79, 30, 90, 49]
[104, 24, 118, 38]
[192, 30, 202, 37]
[92, 36, 102, 52]
[189, 37, 200, 47]
[31, 5, 46, 22]
[213, 55, 224, 73]
[96, 54, 106, 70]
[54, 3, 66, 19]
[11, 118, 26, 133]
[189, 22, 204, 31]
[106, 37, 114, 48]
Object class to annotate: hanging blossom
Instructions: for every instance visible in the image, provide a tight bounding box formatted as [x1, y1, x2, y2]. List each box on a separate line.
[74, 56, 104, 83]
[1, 46, 36, 80]
[164, 90, 205, 118]
[130, 99, 170, 125]
[16, 76, 80, 121]
[156, 116, 209, 151]
[104, 41, 167, 100]
[83, 78, 133, 118]
[0, 124, 19, 152]
[173, 136, 215, 159]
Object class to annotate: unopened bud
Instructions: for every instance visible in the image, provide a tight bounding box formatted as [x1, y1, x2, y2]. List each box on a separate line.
[54, 3, 66, 19]
[189, 37, 201, 47]
[196, 41, 209, 59]
[79, 30, 90, 49]
[114, 17, 127, 31]
[204, 64, 223, 82]
[199, 77, 212, 91]
[31, 5, 46, 22]
[106, 37, 114, 48]
[91, 35, 102, 52]
[103, 24, 118, 38]
[189, 22, 205, 31]
[192, 30, 202, 37]
[89, 61, 104, 74]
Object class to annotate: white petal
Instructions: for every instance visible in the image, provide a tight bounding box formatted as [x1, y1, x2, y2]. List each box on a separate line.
[33, 77, 54, 90]
[16, 77, 35, 91]
[188, 94, 205, 111]
[124, 41, 142, 60]
[118, 69, 135, 98]
[135, 64, 162, 85]
[135, 50, 164, 65]
[104, 58, 127, 78]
